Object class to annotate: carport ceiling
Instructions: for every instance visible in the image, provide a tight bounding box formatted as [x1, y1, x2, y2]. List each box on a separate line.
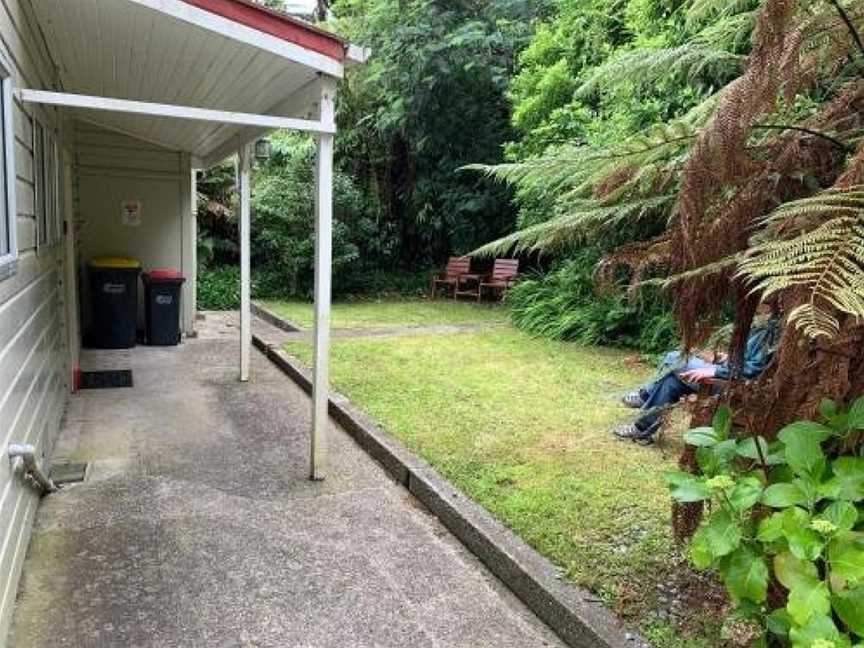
[29, 0, 346, 162]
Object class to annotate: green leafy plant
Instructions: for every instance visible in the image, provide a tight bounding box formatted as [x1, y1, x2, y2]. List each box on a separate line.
[667, 399, 864, 647]
[505, 251, 676, 353]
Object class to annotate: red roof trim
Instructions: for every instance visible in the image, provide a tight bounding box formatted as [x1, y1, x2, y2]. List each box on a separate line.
[181, 0, 346, 61]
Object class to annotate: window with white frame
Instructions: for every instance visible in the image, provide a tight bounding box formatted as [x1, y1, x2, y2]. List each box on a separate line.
[35, 119, 61, 251]
[0, 54, 16, 276]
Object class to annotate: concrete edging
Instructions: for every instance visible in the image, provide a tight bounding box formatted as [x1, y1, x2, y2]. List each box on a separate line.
[251, 302, 303, 333]
[252, 332, 645, 648]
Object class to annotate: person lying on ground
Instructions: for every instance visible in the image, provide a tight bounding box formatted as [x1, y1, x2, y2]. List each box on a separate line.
[612, 313, 780, 444]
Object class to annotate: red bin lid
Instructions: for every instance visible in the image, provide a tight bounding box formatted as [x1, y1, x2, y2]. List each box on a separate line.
[147, 268, 184, 280]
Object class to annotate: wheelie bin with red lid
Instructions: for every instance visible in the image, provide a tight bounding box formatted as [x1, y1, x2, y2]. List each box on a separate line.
[142, 269, 186, 346]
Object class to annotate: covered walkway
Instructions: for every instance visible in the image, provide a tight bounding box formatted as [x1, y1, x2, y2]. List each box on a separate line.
[8, 314, 563, 647]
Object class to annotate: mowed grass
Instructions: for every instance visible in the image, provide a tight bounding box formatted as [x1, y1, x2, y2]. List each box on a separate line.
[260, 298, 508, 330]
[285, 325, 722, 645]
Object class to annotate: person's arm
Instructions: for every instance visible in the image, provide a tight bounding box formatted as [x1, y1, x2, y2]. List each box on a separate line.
[715, 329, 772, 380]
[681, 367, 718, 384]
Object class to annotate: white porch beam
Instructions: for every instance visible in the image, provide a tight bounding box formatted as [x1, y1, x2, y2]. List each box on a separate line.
[238, 144, 252, 383]
[310, 78, 337, 481]
[198, 77, 324, 169]
[19, 90, 336, 135]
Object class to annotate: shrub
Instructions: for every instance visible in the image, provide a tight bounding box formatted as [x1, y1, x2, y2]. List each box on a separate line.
[667, 400, 864, 647]
[506, 251, 676, 353]
[197, 265, 240, 311]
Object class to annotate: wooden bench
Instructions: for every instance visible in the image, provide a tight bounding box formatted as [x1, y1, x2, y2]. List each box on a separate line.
[478, 259, 520, 302]
[431, 257, 471, 299]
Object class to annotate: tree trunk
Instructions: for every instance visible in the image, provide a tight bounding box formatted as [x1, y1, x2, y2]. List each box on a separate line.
[314, 1, 328, 22]
[731, 312, 864, 437]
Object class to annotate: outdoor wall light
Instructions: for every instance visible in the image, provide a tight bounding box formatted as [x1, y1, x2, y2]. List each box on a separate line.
[254, 138, 272, 161]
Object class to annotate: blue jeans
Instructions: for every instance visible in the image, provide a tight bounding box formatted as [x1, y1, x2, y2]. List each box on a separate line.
[635, 352, 719, 433]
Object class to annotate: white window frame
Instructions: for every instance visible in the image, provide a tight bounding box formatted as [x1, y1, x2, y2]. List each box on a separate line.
[34, 118, 45, 249]
[0, 53, 17, 276]
[50, 136, 61, 245]
[34, 119, 61, 252]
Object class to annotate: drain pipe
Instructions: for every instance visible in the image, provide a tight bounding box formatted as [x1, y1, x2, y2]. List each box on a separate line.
[8, 444, 58, 494]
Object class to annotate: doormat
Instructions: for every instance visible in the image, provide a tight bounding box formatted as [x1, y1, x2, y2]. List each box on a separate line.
[80, 370, 133, 389]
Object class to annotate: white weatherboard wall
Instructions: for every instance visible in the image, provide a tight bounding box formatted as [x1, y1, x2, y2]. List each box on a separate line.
[75, 122, 194, 334]
[0, 0, 71, 641]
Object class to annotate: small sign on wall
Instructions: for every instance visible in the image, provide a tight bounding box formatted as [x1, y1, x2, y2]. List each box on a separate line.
[121, 201, 142, 227]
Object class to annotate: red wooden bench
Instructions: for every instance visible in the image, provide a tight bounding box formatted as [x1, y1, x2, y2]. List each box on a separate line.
[478, 259, 520, 302]
[455, 258, 520, 302]
[431, 257, 471, 299]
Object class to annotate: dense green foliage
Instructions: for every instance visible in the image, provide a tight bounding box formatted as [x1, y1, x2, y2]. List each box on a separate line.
[501, 0, 751, 226]
[668, 401, 864, 646]
[329, 0, 550, 265]
[475, 0, 755, 351]
[199, 0, 552, 304]
[506, 250, 675, 352]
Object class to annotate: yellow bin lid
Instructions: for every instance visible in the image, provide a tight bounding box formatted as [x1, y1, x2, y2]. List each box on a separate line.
[90, 256, 141, 269]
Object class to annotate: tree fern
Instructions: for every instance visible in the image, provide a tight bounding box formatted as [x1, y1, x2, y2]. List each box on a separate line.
[693, 10, 758, 52]
[466, 117, 701, 198]
[738, 186, 864, 338]
[685, 0, 760, 28]
[472, 194, 675, 256]
[575, 45, 745, 100]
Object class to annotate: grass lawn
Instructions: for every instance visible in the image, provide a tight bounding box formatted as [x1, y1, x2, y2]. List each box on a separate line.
[260, 298, 508, 330]
[283, 309, 723, 647]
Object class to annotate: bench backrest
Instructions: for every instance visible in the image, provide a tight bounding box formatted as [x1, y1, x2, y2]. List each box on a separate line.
[444, 257, 471, 276]
[492, 258, 519, 281]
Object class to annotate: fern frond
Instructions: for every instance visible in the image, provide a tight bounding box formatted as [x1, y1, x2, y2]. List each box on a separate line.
[467, 119, 699, 201]
[649, 254, 744, 289]
[685, 0, 759, 28]
[738, 187, 864, 338]
[757, 185, 864, 226]
[575, 45, 745, 100]
[472, 194, 676, 257]
[693, 11, 758, 51]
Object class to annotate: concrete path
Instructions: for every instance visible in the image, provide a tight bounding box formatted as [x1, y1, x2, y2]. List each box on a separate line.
[9, 314, 564, 648]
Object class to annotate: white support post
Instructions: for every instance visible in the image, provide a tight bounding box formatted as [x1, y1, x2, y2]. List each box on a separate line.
[187, 166, 198, 336]
[311, 77, 337, 481]
[238, 144, 252, 383]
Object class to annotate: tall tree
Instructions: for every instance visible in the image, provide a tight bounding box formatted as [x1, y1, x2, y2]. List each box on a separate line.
[331, 0, 552, 266]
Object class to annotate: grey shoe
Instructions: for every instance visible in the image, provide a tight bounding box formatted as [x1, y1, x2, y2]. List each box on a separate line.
[621, 391, 644, 409]
[612, 424, 654, 444]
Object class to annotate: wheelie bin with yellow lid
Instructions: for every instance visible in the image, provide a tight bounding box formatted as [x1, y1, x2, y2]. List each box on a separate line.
[88, 257, 141, 349]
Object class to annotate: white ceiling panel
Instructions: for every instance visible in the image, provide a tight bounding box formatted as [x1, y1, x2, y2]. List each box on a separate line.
[28, 0, 328, 164]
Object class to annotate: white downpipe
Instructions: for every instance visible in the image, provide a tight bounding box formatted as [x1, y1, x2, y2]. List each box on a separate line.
[238, 145, 252, 383]
[8, 444, 58, 493]
[311, 78, 336, 481]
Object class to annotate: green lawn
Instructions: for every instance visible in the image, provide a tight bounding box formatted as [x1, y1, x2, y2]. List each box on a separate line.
[284, 317, 722, 647]
[260, 298, 508, 330]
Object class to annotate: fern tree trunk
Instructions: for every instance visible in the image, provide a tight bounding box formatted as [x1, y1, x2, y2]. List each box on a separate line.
[732, 312, 864, 438]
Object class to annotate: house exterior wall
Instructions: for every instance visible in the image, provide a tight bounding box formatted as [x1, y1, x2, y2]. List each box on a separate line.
[0, 1, 72, 641]
[74, 122, 195, 336]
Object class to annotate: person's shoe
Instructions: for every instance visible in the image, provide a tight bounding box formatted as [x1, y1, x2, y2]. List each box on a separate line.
[612, 423, 652, 441]
[621, 391, 645, 409]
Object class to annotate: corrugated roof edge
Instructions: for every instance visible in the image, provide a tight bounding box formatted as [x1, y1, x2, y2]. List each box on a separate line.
[181, 0, 350, 61]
